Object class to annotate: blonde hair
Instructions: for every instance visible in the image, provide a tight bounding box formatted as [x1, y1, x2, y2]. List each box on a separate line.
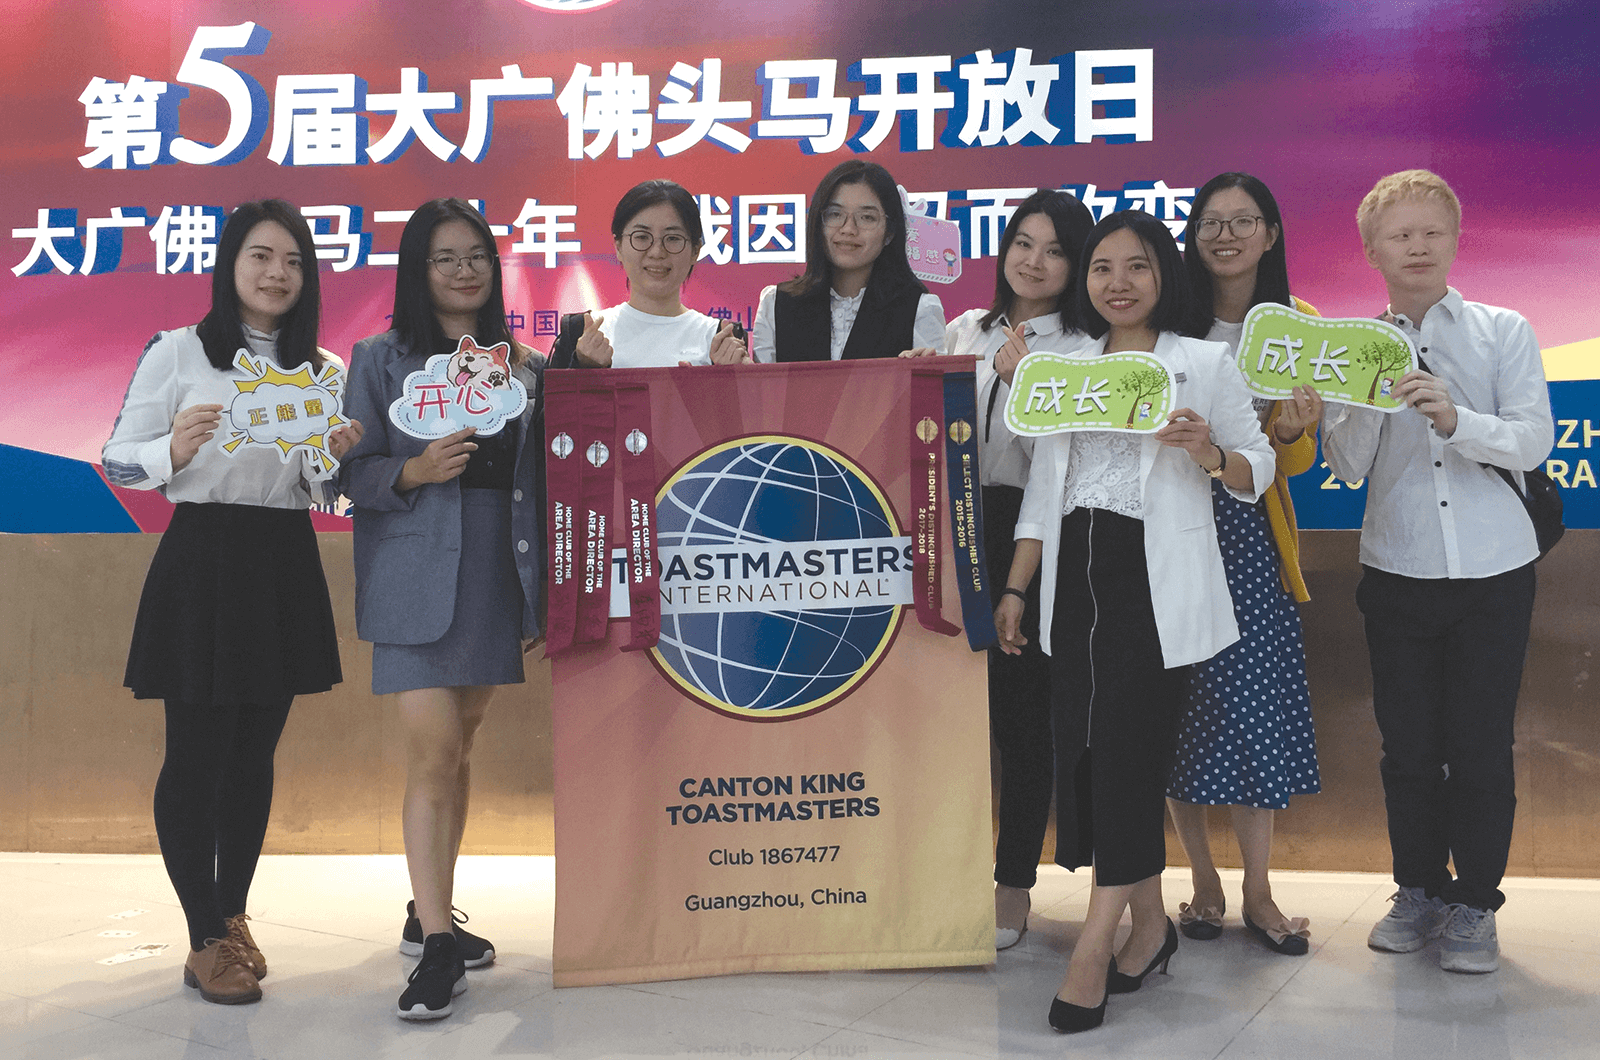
[1356, 169, 1461, 243]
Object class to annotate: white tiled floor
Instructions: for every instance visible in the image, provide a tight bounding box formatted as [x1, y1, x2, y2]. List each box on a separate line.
[4, 854, 1598, 1059]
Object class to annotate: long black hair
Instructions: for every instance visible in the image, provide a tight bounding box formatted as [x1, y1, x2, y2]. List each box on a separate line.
[1182, 172, 1292, 323]
[196, 199, 322, 371]
[391, 198, 522, 363]
[979, 189, 1095, 335]
[778, 160, 925, 300]
[1077, 210, 1194, 340]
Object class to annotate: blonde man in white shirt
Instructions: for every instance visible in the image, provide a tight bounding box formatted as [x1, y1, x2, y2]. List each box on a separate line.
[1323, 170, 1554, 974]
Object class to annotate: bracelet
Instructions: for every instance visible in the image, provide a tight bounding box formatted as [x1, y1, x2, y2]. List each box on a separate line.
[999, 587, 1027, 603]
[1204, 444, 1227, 480]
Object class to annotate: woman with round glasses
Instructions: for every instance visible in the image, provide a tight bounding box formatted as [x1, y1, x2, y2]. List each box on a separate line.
[569, 180, 748, 368]
[341, 198, 544, 1020]
[751, 160, 945, 362]
[1165, 172, 1322, 957]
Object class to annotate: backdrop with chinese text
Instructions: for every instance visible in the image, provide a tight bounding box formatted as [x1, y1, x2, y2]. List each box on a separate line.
[3, 0, 1597, 531]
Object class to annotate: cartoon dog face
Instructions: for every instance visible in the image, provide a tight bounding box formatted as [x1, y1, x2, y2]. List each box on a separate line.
[447, 336, 512, 390]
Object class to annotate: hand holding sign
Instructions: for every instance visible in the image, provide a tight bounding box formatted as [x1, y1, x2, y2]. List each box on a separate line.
[397, 427, 478, 490]
[1238, 304, 1417, 412]
[1273, 384, 1323, 443]
[171, 403, 223, 472]
[328, 419, 364, 460]
[1394, 370, 1458, 435]
[1003, 351, 1175, 436]
[389, 336, 528, 439]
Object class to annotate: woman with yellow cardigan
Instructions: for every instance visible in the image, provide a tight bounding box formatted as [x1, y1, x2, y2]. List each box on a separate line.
[1164, 173, 1323, 958]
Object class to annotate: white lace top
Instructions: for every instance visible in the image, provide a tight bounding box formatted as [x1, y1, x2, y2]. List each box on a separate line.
[1061, 430, 1144, 519]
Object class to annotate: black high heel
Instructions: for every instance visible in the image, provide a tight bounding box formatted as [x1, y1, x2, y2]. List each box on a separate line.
[1048, 957, 1115, 1033]
[1107, 917, 1178, 994]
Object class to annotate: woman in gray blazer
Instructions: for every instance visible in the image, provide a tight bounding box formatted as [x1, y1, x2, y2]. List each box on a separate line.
[340, 199, 544, 1021]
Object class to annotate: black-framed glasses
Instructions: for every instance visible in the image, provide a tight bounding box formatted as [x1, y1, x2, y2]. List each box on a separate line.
[1195, 216, 1264, 241]
[427, 251, 495, 274]
[626, 230, 690, 254]
[821, 205, 885, 230]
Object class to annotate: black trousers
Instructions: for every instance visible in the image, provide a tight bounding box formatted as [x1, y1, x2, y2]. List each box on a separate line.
[1356, 564, 1536, 911]
[154, 697, 293, 951]
[983, 485, 1053, 889]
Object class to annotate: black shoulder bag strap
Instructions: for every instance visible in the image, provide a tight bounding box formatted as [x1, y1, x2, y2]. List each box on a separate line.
[1416, 351, 1565, 558]
[547, 312, 588, 370]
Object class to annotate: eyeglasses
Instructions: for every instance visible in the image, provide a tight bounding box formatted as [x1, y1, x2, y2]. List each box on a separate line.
[625, 230, 690, 254]
[821, 206, 885, 230]
[1194, 216, 1265, 241]
[427, 251, 495, 274]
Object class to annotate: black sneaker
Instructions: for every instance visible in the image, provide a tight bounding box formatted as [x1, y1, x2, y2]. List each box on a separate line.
[396, 932, 466, 1021]
[400, 900, 496, 967]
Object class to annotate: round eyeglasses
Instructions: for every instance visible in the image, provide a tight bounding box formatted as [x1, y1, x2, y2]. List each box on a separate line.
[821, 205, 885, 230]
[626, 230, 690, 254]
[427, 251, 495, 274]
[1195, 216, 1265, 241]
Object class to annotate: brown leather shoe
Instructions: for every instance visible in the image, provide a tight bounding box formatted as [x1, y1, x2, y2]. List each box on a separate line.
[225, 914, 267, 979]
[183, 937, 262, 1004]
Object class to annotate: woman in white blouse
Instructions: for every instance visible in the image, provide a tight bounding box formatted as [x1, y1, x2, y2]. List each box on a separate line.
[569, 180, 749, 369]
[752, 160, 945, 362]
[993, 211, 1272, 1033]
[945, 189, 1094, 951]
[103, 200, 362, 1006]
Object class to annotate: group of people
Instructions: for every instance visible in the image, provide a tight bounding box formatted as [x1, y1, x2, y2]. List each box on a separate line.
[103, 159, 1554, 1031]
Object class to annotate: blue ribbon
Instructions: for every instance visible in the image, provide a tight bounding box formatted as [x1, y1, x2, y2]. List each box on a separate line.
[943, 371, 997, 650]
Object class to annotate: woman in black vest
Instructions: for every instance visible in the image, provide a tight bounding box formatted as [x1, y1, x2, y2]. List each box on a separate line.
[751, 160, 945, 362]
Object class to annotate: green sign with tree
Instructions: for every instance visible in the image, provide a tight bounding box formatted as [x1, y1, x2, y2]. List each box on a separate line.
[1003, 351, 1175, 436]
[1237, 304, 1416, 412]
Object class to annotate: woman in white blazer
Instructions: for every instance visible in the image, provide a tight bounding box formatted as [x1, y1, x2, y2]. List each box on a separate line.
[994, 211, 1272, 1033]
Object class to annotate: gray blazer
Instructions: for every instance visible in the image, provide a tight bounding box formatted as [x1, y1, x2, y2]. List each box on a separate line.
[340, 330, 544, 645]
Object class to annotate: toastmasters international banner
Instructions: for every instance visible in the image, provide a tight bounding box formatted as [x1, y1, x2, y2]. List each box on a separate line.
[544, 358, 993, 986]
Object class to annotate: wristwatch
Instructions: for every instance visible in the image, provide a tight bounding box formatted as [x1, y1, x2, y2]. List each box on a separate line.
[1204, 444, 1227, 480]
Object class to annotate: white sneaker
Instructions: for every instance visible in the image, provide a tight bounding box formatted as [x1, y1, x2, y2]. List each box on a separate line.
[1368, 887, 1448, 953]
[1438, 904, 1499, 973]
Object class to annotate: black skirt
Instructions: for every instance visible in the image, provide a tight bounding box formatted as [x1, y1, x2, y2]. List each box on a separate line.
[1049, 507, 1185, 887]
[125, 502, 342, 705]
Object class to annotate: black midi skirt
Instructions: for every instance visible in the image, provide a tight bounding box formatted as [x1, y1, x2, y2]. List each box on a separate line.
[1049, 507, 1185, 887]
[125, 502, 342, 705]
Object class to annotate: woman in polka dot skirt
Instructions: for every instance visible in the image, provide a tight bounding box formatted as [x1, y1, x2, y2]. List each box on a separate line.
[1166, 174, 1323, 955]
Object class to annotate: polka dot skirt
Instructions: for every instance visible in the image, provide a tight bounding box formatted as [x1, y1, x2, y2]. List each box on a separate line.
[1168, 482, 1321, 810]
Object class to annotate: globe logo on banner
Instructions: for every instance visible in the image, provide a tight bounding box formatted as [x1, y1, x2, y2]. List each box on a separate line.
[652, 437, 912, 721]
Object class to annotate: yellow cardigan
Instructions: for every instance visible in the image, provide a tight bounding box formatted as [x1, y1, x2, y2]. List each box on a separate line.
[1258, 296, 1318, 603]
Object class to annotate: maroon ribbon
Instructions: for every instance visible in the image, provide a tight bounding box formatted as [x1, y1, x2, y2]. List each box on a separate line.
[910, 368, 961, 636]
[615, 384, 660, 651]
[576, 386, 616, 645]
[543, 379, 582, 656]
